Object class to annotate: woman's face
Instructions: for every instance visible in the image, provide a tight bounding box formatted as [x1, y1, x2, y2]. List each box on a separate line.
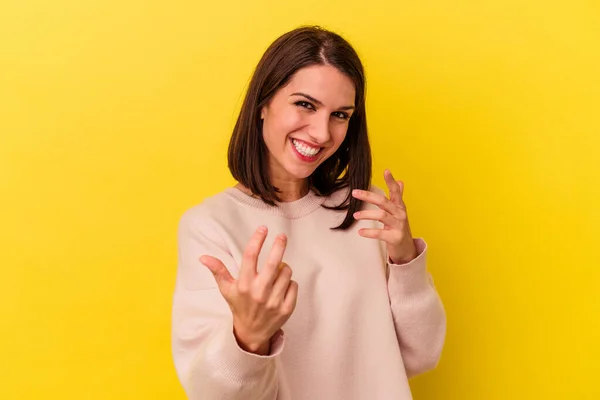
[261, 64, 356, 185]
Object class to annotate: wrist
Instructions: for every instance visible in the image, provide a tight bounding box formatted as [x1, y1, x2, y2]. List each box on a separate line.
[389, 245, 418, 264]
[233, 327, 271, 355]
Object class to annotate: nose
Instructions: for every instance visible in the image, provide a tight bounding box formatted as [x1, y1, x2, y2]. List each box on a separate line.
[307, 114, 331, 145]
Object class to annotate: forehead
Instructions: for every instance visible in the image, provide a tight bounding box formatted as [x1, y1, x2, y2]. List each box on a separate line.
[281, 65, 356, 106]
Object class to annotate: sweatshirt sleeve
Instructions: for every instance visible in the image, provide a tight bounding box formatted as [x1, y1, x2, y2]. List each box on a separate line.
[171, 208, 283, 399]
[386, 238, 446, 378]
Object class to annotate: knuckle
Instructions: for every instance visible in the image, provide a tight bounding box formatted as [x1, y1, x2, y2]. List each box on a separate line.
[265, 300, 280, 311]
[237, 282, 250, 294]
[244, 248, 259, 260]
[263, 260, 277, 273]
[393, 231, 404, 243]
[395, 210, 407, 220]
[280, 300, 295, 315]
[251, 292, 267, 305]
[280, 306, 292, 316]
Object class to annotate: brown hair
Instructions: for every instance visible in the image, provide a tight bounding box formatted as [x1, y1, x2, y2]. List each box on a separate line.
[227, 26, 372, 230]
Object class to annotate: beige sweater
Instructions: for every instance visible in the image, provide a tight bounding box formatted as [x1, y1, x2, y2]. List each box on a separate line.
[171, 186, 446, 399]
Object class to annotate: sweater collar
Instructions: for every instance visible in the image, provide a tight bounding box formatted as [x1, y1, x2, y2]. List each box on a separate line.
[223, 187, 326, 219]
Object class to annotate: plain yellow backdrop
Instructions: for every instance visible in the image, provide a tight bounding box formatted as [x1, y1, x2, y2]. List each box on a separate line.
[1, 0, 599, 399]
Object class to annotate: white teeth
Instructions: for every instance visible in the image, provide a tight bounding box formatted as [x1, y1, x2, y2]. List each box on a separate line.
[292, 139, 320, 157]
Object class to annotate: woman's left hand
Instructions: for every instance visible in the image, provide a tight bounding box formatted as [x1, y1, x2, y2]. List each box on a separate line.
[352, 170, 418, 265]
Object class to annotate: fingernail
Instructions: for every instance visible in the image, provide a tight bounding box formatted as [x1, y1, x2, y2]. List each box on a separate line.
[352, 189, 361, 196]
[257, 226, 267, 233]
[353, 212, 360, 218]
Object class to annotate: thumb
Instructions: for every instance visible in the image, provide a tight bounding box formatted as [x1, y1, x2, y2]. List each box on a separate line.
[200, 255, 235, 292]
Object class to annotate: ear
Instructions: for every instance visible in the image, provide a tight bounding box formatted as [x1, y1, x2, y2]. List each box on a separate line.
[260, 105, 268, 120]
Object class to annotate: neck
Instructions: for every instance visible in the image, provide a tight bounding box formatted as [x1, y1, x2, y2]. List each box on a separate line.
[274, 179, 309, 202]
[235, 179, 309, 203]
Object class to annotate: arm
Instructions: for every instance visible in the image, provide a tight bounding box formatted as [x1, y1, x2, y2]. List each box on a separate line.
[351, 174, 446, 377]
[386, 238, 446, 378]
[171, 209, 282, 399]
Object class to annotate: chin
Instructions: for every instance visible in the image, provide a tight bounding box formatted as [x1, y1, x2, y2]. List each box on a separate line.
[284, 166, 316, 180]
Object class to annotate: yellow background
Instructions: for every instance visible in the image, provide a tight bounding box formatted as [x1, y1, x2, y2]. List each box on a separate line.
[1, 0, 599, 399]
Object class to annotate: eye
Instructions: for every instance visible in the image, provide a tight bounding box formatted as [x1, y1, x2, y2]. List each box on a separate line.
[332, 111, 350, 120]
[295, 101, 315, 111]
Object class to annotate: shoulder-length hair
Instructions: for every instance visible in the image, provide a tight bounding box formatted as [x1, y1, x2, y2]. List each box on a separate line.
[227, 26, 371, 230]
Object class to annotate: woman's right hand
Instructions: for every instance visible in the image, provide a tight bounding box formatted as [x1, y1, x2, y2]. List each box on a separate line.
[200, 226, 298, 355]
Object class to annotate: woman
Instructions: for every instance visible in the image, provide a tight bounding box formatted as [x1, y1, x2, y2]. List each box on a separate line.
[172, 26, 446, 399]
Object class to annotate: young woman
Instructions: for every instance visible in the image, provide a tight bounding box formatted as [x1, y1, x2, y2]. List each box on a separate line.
[171, 26, 446, 399]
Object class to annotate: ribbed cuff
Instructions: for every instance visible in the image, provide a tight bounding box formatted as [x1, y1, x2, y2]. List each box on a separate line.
[213, 323, 283, 382]
[387, 238, 431, 298]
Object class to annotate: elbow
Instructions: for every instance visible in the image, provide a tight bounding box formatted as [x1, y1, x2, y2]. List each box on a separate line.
[404, 314, 446, 378]
[404, 346, 443, 378]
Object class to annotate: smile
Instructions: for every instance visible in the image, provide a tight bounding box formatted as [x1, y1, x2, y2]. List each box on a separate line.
[291, 139, 322, 158]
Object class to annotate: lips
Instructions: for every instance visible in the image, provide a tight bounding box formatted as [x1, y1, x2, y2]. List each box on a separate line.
[291, 138, 322, 158]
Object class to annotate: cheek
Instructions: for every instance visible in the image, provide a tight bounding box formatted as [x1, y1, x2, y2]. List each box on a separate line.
[330, 123, 349, 148]
[265, 107, 304, 138]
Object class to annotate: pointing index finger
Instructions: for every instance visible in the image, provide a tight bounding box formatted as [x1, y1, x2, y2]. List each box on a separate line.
[352, 188, 396, 215]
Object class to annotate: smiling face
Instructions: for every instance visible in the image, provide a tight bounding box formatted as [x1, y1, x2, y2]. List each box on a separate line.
[260, 64, 356, 188]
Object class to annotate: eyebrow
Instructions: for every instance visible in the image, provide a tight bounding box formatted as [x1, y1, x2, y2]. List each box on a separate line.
[290, 92, 355, 111]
